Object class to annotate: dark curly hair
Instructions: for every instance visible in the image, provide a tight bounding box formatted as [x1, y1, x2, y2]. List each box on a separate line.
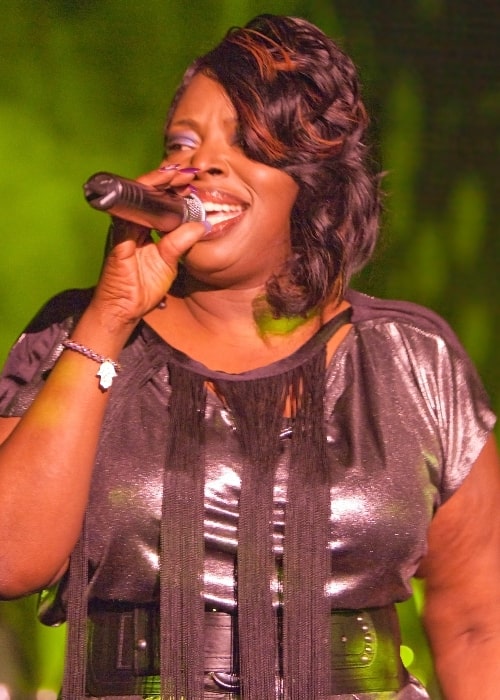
[168, 14, 381, 317]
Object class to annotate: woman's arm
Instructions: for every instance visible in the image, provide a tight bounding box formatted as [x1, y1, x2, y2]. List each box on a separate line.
[0, 303, 132, 599]
[418, 433, 500, 699]
[0, 175, 208, 599]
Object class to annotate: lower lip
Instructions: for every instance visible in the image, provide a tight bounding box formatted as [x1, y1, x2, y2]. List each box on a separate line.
[201, 211, 246, 240]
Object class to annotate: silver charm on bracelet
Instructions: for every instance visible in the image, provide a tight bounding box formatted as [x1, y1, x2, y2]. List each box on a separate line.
[62, 339, 121, 390]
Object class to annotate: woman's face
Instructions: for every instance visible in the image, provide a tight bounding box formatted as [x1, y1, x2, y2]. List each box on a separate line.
[163, 72, 299, 290]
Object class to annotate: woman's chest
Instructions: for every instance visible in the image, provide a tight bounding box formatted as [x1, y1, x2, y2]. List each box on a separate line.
[88, 382, 439, 565]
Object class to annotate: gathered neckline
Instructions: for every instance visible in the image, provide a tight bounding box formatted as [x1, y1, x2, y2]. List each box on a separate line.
[140, 307, 352, 382]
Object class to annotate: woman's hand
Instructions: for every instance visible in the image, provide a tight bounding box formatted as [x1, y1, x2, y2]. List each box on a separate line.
[90, 166, 208, 328]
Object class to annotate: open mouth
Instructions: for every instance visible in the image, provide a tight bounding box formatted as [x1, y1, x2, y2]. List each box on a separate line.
[197, 190, 248, 229]
[204, 201, 246, 227]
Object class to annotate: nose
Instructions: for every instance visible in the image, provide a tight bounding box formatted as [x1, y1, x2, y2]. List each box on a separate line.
[189, 138, 228, 178]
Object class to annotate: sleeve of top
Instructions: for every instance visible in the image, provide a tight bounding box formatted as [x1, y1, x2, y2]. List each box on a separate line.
[0, 288, 92, 417]
[347, 290, 496, 504]
[405, 323, 496, 504]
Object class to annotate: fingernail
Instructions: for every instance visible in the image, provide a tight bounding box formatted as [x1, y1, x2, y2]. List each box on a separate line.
[179, 167, 200, 174]
[158, 164, 180, 171]
[202, 220, 212, 234]
[188, 184, 199, 193]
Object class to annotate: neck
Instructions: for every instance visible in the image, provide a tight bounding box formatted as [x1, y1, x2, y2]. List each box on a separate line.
[145, 281, 348, 373]
[183, 285, 316, 343]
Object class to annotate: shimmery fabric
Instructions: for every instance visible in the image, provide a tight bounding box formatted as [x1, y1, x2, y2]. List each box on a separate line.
[0, 288, 495, 699]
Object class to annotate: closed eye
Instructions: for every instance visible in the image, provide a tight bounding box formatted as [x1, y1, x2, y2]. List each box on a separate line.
[165, 132, 199, 153]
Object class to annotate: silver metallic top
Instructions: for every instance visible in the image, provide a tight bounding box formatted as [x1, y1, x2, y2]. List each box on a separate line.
[0, 289, 495, 699]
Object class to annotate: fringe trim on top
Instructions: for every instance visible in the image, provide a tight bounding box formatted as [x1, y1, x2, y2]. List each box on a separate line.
[282, 349, 331, 699]
[160, 363, 207, 699]
[61, 308, 350, 699]
[216, 373, 289, 699]
[217, 348, 331, 699]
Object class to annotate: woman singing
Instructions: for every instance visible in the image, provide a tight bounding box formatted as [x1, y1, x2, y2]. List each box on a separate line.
[0, 14, 498, 700]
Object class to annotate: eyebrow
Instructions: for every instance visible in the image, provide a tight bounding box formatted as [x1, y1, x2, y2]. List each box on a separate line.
[167, 116, 239, 131]
[167, 118, 199, 130]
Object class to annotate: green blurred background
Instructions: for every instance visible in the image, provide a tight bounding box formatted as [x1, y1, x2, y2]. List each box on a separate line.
[0, 1, 498, 698]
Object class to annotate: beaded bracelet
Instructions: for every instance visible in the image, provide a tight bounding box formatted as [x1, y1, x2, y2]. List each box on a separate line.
[62, 339, 121, 390]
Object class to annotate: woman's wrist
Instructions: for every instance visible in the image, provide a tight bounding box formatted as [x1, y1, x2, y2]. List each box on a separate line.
[69, 300, 138, 360]
[89, 294, 141, 332]
[61, 339, 122, 390]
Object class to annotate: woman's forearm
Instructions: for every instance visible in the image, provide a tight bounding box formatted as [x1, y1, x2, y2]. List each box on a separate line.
[0, 303, 136, 599]
[0, 212, 208, 599]
[433, 633, 500, 699]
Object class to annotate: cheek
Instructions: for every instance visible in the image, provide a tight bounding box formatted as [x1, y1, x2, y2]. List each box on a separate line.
[254, 167, 299, 211]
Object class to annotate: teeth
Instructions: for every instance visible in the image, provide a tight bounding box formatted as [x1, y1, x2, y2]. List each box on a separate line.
[203, 201, 244, 226]
[206, 210, 242, 226]
[203, 203, 243, 213]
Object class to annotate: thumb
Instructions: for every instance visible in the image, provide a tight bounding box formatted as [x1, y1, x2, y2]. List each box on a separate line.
[156, 220, 212, 269]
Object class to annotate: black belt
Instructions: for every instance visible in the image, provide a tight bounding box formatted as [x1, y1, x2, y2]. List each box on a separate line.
[86, 604, 407, 697]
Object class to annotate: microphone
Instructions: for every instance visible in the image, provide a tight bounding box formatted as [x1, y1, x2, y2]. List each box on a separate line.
[83, 171, 206, 231]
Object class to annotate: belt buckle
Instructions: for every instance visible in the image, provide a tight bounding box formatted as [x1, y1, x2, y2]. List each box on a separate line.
[332, 610, 377, 669]
[330, 608, 404, 694]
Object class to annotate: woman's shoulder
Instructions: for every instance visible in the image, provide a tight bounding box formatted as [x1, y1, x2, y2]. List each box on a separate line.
[21, 287, 94, 335]
[3, 287, 94, 367]
[345, 288, 465, 356]
[343, 289, 496, 498]
[0, 288, 94, 415]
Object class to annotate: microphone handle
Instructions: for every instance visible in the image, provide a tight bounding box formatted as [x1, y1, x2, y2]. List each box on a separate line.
[83, 171, 205, 231]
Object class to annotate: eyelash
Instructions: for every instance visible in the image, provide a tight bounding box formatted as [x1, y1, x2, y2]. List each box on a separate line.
[165, 130, 245, 155]
[165, 137, 198, 153]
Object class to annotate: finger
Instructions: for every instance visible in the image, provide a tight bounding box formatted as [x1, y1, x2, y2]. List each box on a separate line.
[137, 165, 179, 187]
[138, 165, 200, 191]
[108, 217, 153, 247]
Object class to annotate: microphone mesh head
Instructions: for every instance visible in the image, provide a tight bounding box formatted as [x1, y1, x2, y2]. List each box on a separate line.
[183, 193, 206, 222]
